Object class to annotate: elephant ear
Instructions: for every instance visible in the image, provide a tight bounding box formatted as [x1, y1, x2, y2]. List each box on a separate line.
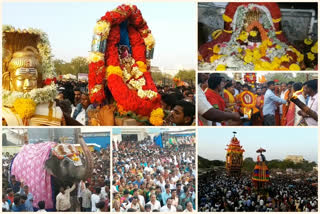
[45, 155, 58, 177]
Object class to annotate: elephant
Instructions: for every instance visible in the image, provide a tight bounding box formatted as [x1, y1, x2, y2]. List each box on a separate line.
[10, 135, 93, 211]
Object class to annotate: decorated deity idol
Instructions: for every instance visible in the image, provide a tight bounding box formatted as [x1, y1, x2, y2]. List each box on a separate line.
[199, 3, 306, 71]
[88, 4, 164, 126]
[236, 78, 259, 120]
[2, 26, 63, 126]
[252, 147, 270, 190]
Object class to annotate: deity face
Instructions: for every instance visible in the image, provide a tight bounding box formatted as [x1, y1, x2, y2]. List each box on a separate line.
[11, 68, 38, 92]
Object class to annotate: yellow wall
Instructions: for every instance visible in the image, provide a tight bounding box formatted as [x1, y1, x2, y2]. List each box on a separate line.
[2, 146, 22, 155]
[75, 145, 95, 153]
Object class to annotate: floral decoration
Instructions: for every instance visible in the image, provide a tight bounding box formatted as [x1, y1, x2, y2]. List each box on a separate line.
[13, 98, 36, 125]
[88, 4, 163, 125]
[198, 3, 317, 71]
[2, 84, 57, 108]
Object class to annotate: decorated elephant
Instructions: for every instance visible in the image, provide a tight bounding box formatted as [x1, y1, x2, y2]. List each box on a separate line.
[10, 135, 93, 211]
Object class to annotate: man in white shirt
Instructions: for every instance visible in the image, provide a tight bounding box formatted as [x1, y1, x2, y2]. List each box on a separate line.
[37, 201, 47, 212]
[160, 198, 176, 212]
[126, 196, 144, 212]
[56, 184, 76, 211]
[279, 82, 288, 118]
[299, 79, 318, 126]
[147, 194, 161, 211]
[184, 201, 195, 212]
[91, 187, 101, 212]
[81, 183, 92, 211]
[2, 194, 10, 211]
[263, 81, 287, 125]
[100, 181, 109, 200]
[132, 188, 145, 207]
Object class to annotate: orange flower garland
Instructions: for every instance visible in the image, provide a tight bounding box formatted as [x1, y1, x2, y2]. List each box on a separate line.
[88, 4, 163, 125]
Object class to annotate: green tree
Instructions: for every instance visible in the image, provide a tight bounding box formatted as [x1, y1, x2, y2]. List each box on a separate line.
[264, 73, 310, 84]
[151, 72, 173, 86]
[54, 57, 89, 77]
[243, 157, 255, 171]
[174, 69, 195, 85]
[264, 73, 294, 83]
[53, 59, 68, 75]
[151, 71, 164, 84]
[70, 57, 88, 75]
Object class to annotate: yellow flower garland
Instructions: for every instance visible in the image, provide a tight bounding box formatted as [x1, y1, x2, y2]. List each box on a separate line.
[216, 64, 226, 71]
[106, 65, 123, 78]
[209, 54, 223, 63]
[213, 44, 220, 54]
[307, 52, 315, 61]
[149, 107, 164, 126]
[136, 61, 147, 72]
[222, 14, 233, 23]
[272, 17, 281, 23]
[13, 98, 36, 120]
[238, 31, 248, 41]
[289, 64, 300, 71]
[143, 33, 155, 50]
[249, 31, 258, 37]
[311, 41, 318, 54]
[94, 21, 110, 35]
[89, 52, 104, 63]
[211, 29, 222, 40]
[304, 38, 313, 45]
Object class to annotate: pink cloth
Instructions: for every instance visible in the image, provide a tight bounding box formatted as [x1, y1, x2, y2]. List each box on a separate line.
[11, 142, 56, 209]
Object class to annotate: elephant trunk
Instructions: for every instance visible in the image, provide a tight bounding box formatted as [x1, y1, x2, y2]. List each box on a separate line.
[79, 135, 93, 180]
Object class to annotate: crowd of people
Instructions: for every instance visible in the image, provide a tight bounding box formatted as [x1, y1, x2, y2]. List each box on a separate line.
[2, 147, 110, 212]
[55, 79, 195, 126]
[198, 73, 318, 126]
[112, 136, 196, 212]
[199, 170, 318, 212]
[158, 85, 196, 126]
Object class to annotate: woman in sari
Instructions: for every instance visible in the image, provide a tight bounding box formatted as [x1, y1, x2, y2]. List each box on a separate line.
[205, 75, 226, 111]
[223, 81, 236, 112]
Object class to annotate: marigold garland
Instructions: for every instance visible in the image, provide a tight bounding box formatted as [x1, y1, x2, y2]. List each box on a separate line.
[289, 64, 300, 71]
[304, 38, 313, 45]
[311, 42, 318, 54]
[149, 108, 164, 126]
[106, 65, 123, 78]
[13, 98, 36, 125]
[198, 3, 315, 71]
[238, 91, 257, 109]
[88, 4, 163, 125]
[222, 14, 233, 23]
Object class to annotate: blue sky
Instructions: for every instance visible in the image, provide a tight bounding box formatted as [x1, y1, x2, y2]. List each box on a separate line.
[198, 128, 318, 162]
[3, 2, 197, 70]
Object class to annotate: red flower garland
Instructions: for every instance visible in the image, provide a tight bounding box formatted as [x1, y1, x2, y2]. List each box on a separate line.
[199, 2, 296, 65]
[106, 25, 161, 116]
[43, 77, 57, 85]
[89, 4, 161, 118]
[88, 60, 105, 103]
